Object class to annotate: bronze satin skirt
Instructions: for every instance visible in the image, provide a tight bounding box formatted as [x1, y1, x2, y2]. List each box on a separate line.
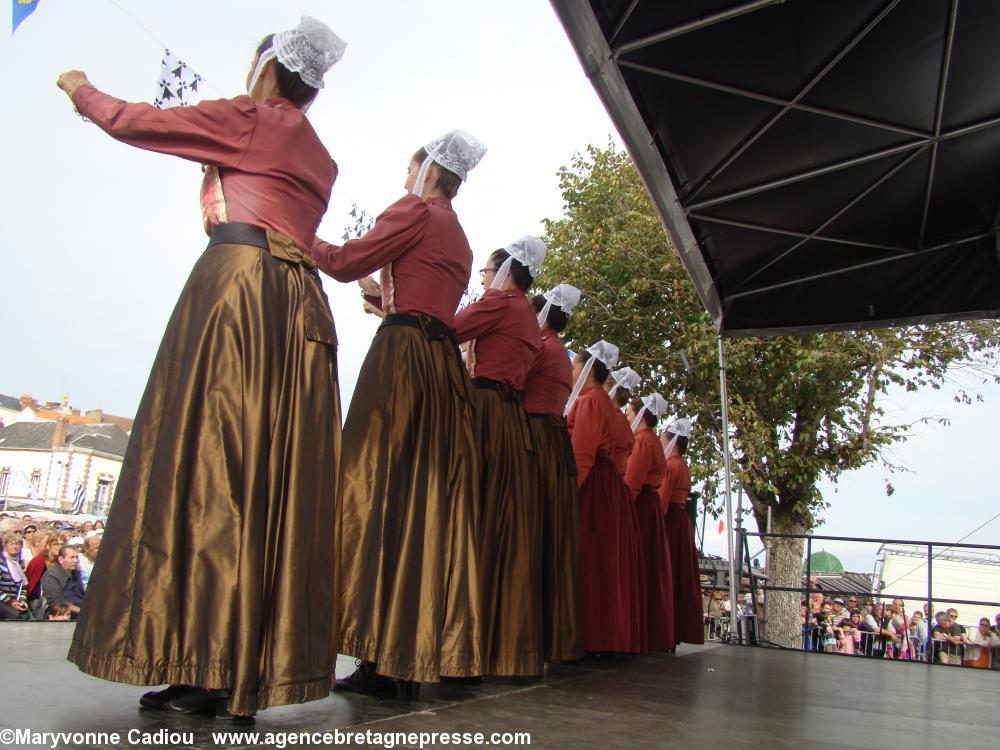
[67, 238, 341, 716]
[474, 388, 543, 676]
[665, 504, 706, 645]
[337, 322, 483, 682]
[528, 413, 582, 663]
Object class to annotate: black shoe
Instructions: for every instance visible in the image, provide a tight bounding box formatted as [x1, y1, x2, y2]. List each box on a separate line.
[139, 685, 228, 714]
[335, 661, 397, 697]
[395, 680, 420, 700]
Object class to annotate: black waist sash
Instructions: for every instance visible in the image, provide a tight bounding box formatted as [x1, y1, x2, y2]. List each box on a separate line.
[472, 377, 525, 403]
[380, 312, 458, 346]
[208, 223, 317, 270]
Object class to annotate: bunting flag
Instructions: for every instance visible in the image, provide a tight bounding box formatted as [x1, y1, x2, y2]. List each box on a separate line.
[718, 519, 725, 535]
[154, 49, 203, 109]
[11, 0, 40, 34]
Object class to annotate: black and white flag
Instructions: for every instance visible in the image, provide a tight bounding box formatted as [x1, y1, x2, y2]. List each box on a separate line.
[70, 483, 87, 515]
[154, 49, 204, 109]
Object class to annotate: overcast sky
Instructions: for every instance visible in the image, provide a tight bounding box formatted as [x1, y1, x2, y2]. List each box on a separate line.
[2, 0, 996, 573]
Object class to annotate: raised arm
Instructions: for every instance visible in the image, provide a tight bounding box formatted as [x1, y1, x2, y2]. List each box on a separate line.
[60, 73, 256, 168]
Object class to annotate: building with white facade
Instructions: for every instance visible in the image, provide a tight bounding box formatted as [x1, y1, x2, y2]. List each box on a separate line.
[0, 420, 129, 516]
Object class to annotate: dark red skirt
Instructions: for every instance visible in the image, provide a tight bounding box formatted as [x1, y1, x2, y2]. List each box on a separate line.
[635, 486, 675, 652]
[578, 456, 641, 653]
[665, 503, 705, 644]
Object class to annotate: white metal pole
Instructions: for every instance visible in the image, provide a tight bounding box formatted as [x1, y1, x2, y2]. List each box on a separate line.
[718, 335, 739, 641]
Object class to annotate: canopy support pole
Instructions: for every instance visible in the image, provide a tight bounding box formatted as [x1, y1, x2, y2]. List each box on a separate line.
[719, 335, 739, 641]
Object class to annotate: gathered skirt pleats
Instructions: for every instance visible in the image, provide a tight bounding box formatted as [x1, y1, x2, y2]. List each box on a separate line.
[528, 413, 582, 663]
[337, 323, 482, 682]
[68, 242, 342, 716]
[665, 503, 705, 645]
[474, 389, 543, 676]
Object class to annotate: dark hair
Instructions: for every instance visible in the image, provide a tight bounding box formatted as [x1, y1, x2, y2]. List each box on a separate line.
[530, 294, 569, 333]
[48, 601, 72, 619]
[255, 36, 319, 109]
[629, 397, 657, 429]
[666, 434, 689, 455]
[578, 350, 610, 385]
[412, 148, 462, 199]
[612, 387, 631, 407]
[489, 249, 533, 292]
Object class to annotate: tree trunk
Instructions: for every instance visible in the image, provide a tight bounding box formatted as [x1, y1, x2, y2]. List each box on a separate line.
[764, 512, 811, 648]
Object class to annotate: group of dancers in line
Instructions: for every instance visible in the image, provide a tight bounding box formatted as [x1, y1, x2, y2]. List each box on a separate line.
[52, 16, 703, 719]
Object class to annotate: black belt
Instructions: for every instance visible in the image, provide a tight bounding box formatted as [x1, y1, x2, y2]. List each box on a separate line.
[207, 222, 268, 250]
[380, 312, 458, 348]
[472, 377, 524, 403]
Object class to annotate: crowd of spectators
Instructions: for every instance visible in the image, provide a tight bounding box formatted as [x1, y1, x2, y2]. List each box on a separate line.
[703, 589, 1000, 669]
[0, 512, 103, 621]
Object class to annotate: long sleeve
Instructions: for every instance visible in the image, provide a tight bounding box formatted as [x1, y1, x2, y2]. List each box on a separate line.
[25, 556, 46, 596]
[625, 435, 654, 498]
[310, 194, 430, 282]
[454, 291, 508, 343]
[41, 569, 67, 607]
[659, 460, 679, 514]
[72, 85, 256, 168]
[569, 396, 603, 488]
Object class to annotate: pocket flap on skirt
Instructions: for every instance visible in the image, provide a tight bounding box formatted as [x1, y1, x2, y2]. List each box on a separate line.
[303, 293, 338, 348]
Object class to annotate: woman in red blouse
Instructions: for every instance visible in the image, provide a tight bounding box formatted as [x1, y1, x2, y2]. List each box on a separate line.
[455, 238, 544, 677]
[310, 131, 486, 697]
[606, 368, 640, 477]
[57, 19, 346, 718]
[605, 367, 644, 650]
[624, 396, 675, 653]
[524, 285, 583, 664]
[659, 421, 705, 645]
[567, 342, 641, 654]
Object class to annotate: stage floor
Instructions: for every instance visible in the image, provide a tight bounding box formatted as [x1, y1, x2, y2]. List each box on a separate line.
[3, 623, 998, 748]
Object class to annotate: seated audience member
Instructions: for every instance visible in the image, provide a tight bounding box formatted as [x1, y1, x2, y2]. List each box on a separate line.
[78, 533, 101, 590]
[0, 532, 29, 620]
[47, 601, 73, 621]
[40, 546, 85, 619]
[931, 611, 964, 664]
[963, 618, 1000, 668]
[20, 524, 37, 566]
[25, 531, 62, 619]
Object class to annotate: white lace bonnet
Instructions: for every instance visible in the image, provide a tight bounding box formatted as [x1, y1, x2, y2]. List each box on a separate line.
[249, 17, 347, 94]
[564, 340, 620, 416]
[491, 236, 547, 291]
[537, 283, 581, 327]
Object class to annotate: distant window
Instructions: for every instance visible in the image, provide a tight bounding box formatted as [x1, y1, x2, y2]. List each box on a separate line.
[0, 468, 9, 496]
[94, 477, 113, 515]
[29, 469, 41, 491]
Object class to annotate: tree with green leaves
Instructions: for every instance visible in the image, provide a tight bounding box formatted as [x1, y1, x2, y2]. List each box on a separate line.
[538, 142, 1000, 646]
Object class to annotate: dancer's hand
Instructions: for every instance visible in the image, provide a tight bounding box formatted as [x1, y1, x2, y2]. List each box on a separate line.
[362, 299, 385, 318]
[358, 276, 381, 297]
[57, 70, 91, 100]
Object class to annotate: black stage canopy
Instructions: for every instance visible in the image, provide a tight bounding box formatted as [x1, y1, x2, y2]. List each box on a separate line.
[551, 0, 1000, 336]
